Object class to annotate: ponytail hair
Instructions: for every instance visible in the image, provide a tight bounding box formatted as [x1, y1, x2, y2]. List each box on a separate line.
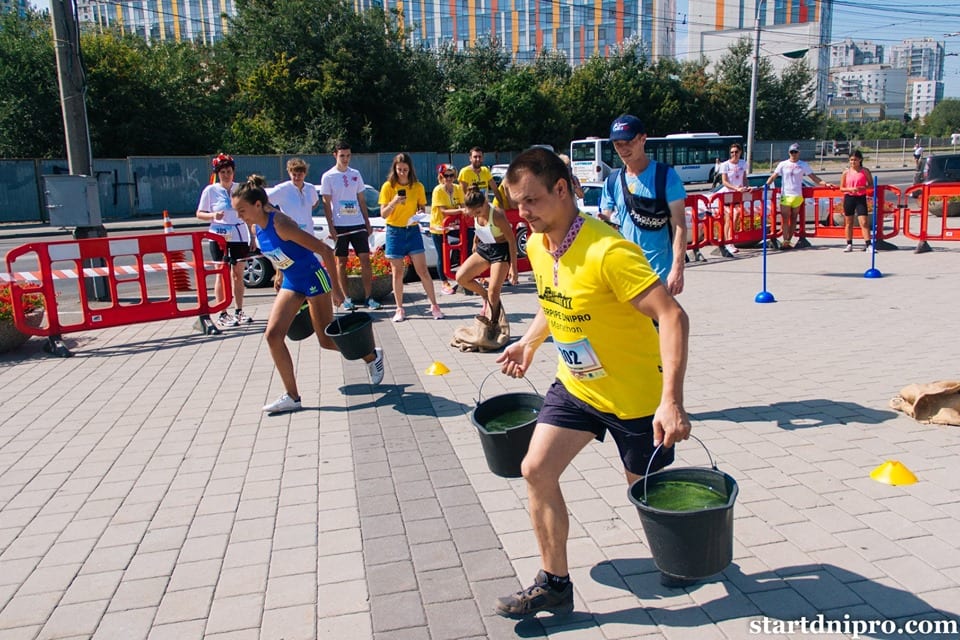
[464, 185, 487, 209]
[233, 174, 270, 206]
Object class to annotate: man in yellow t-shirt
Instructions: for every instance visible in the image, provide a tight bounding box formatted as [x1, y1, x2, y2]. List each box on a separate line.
[458, 147, 498, 199]
[493, 147, 692, 619]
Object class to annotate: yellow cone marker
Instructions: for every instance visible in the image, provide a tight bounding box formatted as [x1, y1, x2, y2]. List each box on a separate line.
[425, 361, 450, 375]
[870, 460, 918, 486]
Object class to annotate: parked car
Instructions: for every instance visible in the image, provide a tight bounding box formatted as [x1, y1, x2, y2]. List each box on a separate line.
[916, 153, 960, 184]
[491, 164, 509, 186]
[832, 140, 851, 156]
[577, 182, 604, 218]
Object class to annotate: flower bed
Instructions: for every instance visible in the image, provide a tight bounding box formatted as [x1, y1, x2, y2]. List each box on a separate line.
[0, 284, 46, 354]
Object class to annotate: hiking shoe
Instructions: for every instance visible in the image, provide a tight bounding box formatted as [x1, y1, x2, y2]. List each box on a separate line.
[235, 309, 253, 324]
[495, 570, 574, 619]
[430, 305, 445, 320]
[263, 393, 301, 413]
[367, 348, 384, 385]
[660, 572, 698, 588]
[218, 311, 239, 327]
[441, 282, 456, 295]
[392, 308, 405, 323]
[843, 243, 853, 253]
[342, 297, 355, 311]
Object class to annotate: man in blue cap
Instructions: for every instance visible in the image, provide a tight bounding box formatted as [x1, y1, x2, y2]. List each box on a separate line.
[600, 115, 688, 295]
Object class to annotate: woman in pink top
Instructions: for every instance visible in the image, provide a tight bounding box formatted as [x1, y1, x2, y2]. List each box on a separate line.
[839, 149, 873, 252]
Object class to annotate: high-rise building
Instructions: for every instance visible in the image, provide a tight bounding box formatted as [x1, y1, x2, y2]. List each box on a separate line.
[889, 38, 945, 83]
[0, 0, 29, 17]
[686, 0, 833, 109]
[76, 0, 235, 44]
[358, 0, 677, 63]
[829, 39, 882, 68]
[830, 65, 907, 121]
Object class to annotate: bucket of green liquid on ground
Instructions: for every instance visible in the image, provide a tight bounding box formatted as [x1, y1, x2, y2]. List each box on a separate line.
[470, 371, 541, 478]
[629, 435, 738, 582]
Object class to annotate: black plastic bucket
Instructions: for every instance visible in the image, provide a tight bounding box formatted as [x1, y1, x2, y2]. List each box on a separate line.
[470, 372, 541, 478]
[287, 303, 315, 341]
[324, 312, 375, 360]
[629, 435, 738, 582]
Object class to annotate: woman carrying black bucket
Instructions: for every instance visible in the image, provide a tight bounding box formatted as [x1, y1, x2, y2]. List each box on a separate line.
[492, 147, 692, 619]
[233, 176, 385, 413]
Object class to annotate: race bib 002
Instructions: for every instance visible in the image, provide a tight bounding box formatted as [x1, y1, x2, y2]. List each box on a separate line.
[555, 337, 606, 380]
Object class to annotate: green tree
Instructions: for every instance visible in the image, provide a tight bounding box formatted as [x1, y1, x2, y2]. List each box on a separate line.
[0, 11, 63, 158]
[920, 98, 960, 137]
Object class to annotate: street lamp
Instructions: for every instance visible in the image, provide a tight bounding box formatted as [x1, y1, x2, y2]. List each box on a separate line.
[745, 0, 765, 173]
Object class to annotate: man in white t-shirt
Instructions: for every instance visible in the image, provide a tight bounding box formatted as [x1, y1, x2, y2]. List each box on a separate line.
[267, 158, 319, 235]
[320, 141, 377, 310]
[717, 143, 748, 255]
[913, 142, 924, 170]
[766, 143, 833, 250]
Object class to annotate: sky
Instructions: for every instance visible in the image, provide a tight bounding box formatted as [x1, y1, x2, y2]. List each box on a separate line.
[30, 0, 960, 98]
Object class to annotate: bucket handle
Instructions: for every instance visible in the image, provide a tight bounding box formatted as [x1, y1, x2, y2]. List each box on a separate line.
[640, 433, 716, 505]
[333, 309, 355, 334]
[476, 369, 539, 406]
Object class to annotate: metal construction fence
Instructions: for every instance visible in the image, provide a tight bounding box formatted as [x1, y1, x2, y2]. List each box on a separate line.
[0, 151, 519, 224]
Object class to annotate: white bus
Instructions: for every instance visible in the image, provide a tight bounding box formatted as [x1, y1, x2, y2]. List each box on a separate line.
[570, 132, 744, 185]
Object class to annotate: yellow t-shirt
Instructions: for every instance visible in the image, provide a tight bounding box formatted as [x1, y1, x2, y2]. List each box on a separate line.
[458, 166, 494, 197]
[430, 183, 464, 233]
[527, 215, 663, 419]
[379, 181, 427, 227]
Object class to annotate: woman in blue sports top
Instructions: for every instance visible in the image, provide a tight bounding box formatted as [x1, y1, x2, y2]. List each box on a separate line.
[232, 175, 385, 414]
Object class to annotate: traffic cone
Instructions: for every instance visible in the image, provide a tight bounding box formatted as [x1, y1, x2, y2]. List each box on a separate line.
[163, 211, 192, 292]
[870, 460, 918, 486]
[425, 361, 450, 375]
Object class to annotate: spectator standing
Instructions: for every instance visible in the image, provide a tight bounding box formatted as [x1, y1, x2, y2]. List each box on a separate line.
[558, 153, 584, 199]
[430, 165, 465, 295]
[839, 149, 873, 252]
[196, 153, 255, 326]
[379, 153, 444, 322]
[455, 186, 518, 321]
[914, 142, 924, 170]
[599, 115, 687, 295]
[458, 147, 499, 199]
[232, 176, 384, 414]
[717, 142, 749, 255]
[493, 148, 691, 618]
[266, 158, 319, 234]
[320, 142, 380, 311]
[766, 143, 833, 250]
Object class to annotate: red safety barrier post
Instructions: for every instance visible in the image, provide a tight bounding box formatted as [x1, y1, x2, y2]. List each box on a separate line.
[901, 182, 960, 253]
[684, 194, 710, 262]
[5, 231, 231, 357]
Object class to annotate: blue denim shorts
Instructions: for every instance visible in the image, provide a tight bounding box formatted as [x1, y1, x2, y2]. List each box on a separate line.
[385, 225, 425, 259]
[538, 379, 673, 476]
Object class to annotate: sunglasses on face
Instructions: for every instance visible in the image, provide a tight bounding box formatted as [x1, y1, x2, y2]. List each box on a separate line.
[443, 174, 455, 178]
[789, 150, 799, 154]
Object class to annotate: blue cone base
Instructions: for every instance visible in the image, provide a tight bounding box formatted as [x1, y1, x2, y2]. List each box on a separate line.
[864, 268, 883, 279]
[755, 291, 776, 303]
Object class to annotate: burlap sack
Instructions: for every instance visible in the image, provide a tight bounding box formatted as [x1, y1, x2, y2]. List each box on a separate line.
[450, 304, 509, 352]
[889, 381, 960, 426]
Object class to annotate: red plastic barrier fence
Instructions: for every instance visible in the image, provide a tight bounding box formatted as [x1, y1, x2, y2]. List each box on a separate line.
[440, 210, 532, 281]
[796, 185, 901, 244]
[705, 189, 776, 247]
[5, 232, 231, 352]
[900, 182, 960, 252]
[684, 194, 712, 253]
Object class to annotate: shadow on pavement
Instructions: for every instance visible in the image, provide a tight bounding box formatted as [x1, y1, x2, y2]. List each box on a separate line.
[331, 382, 471, 418]
[691, 399, 898, 430]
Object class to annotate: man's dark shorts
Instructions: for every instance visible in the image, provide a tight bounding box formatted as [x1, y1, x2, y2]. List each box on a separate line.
[209, 240, 250, 265]
[538, 379, 674, 476]
[334, 225, 371, 257]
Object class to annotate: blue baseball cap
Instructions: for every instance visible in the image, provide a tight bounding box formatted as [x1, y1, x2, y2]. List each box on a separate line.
[609, 115, 645, 141]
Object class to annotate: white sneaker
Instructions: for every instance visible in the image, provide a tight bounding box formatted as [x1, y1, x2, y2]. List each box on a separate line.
[235, 310, 253, 324]
[843, 244, 853, 253]
[263, 393, 301, 413]
[218, 311, 239, 327]
[342, 298, 355, 311]
[862, 242, 871, 252]
[367, 348, 384, 385]
[725, 244, 739, 255]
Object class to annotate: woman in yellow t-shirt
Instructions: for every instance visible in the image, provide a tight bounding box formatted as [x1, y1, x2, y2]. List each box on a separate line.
[430, 165, 465, 295]
[379, 153, 443, 322]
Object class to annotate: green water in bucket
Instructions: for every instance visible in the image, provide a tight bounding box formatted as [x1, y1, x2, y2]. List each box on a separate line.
[644, 480, 728, 511]
[482, 407, 539, 433]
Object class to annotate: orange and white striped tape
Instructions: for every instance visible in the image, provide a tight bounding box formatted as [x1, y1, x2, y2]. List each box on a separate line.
[0, 261, 219, 284]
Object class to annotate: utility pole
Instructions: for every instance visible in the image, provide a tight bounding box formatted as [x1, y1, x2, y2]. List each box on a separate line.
[50, 0, 93, 176]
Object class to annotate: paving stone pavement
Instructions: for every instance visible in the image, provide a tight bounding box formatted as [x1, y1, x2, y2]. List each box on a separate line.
[2, 236, 960, 640]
